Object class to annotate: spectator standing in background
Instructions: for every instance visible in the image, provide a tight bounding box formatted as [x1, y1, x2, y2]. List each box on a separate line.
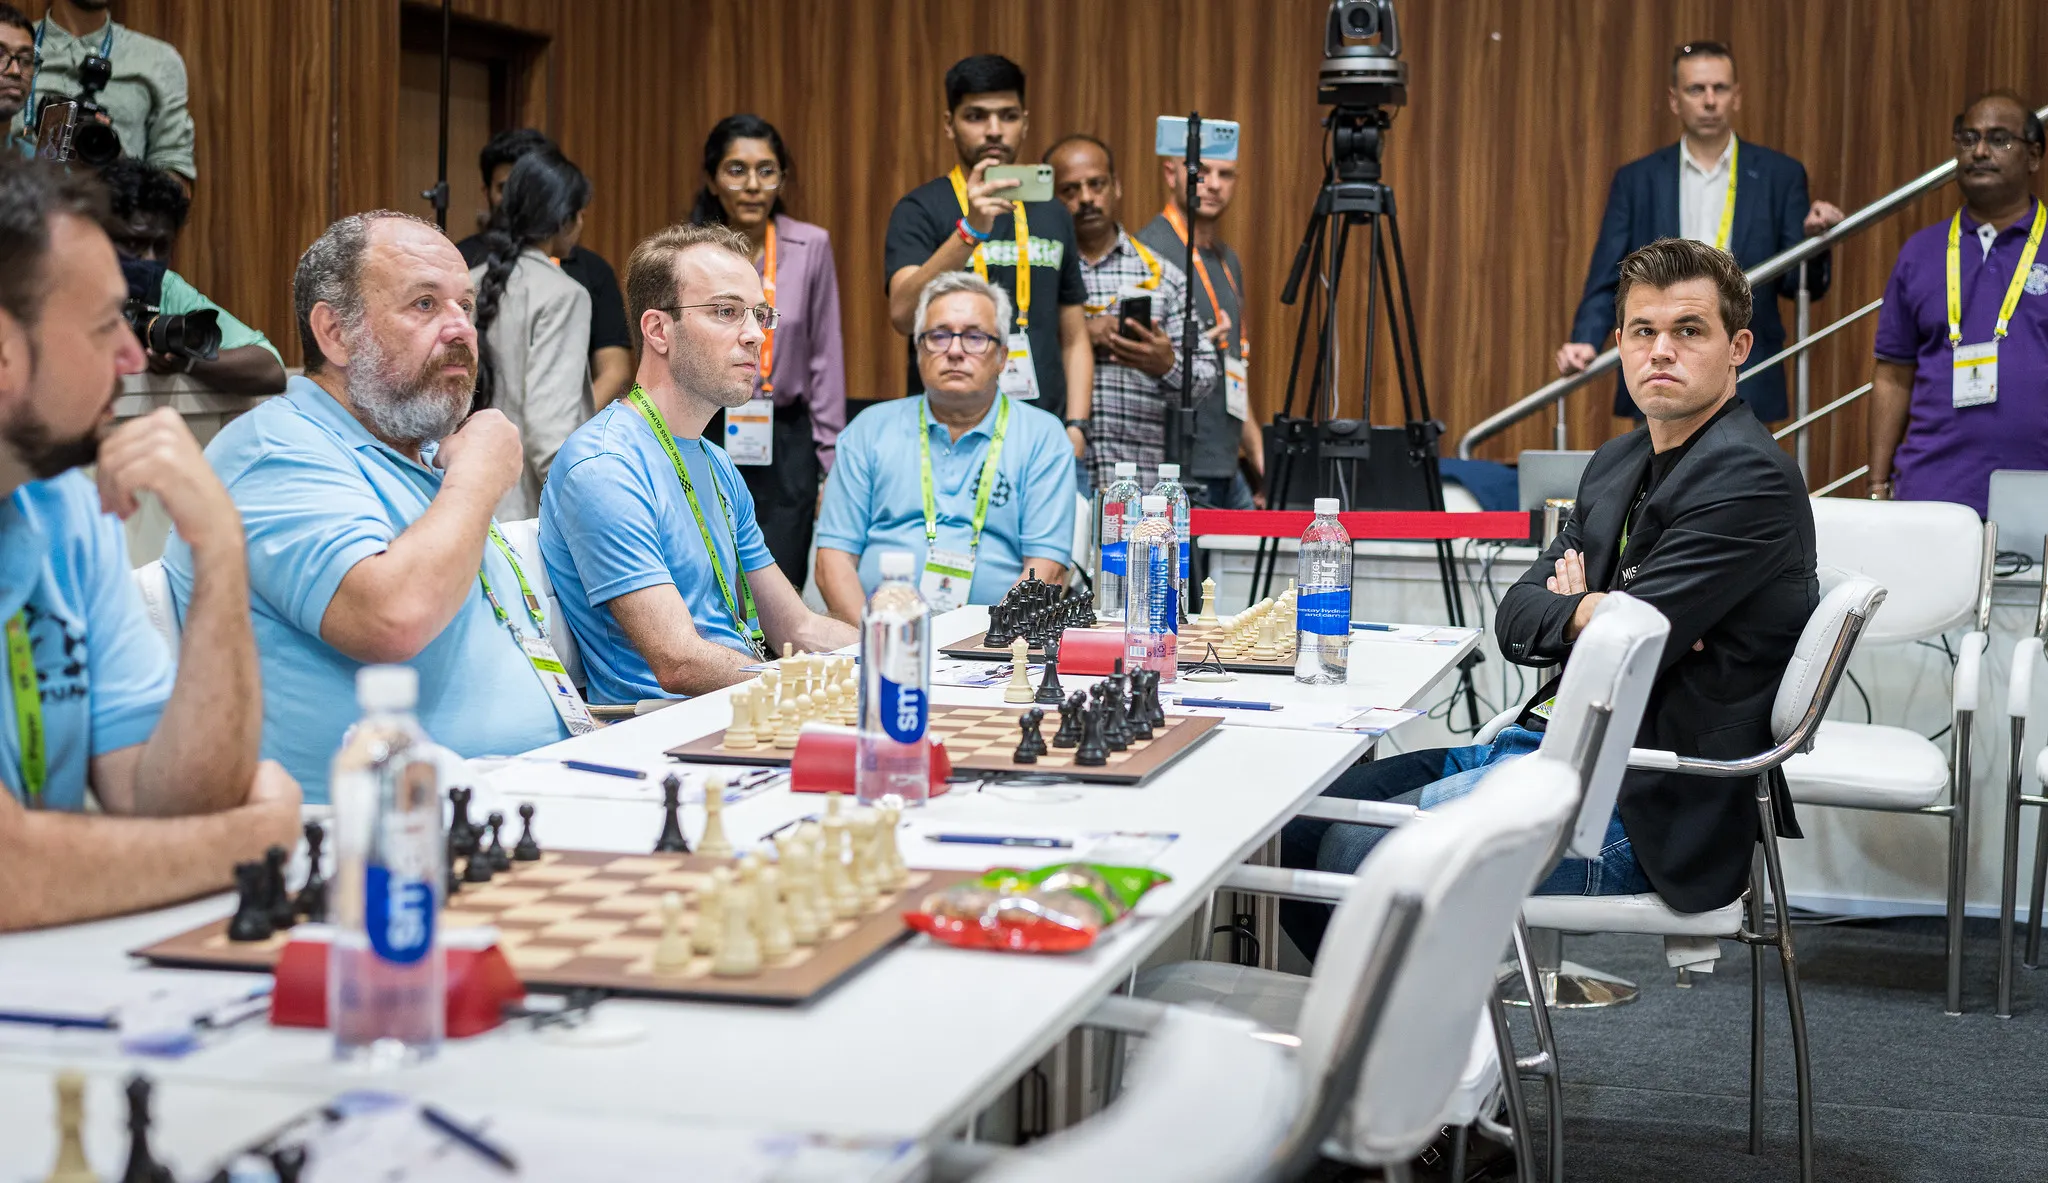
[471, 146, 595, 521]
[0, 6, 34, 158]
[96, 158, 283, 394]
[689, 114, 846, 586]
[10, 0, 195, 186]
[458, 129, 634, 410]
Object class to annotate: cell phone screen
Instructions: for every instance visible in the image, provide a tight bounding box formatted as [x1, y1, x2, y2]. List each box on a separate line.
[1119, 295, 1154, 339]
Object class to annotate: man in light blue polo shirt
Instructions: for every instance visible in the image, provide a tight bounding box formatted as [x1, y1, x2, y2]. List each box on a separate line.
[815, 272, 1075, 622]
[541, 223, 854, 705]
[165, 211, 570, 801]
[0, 158, 299, 931]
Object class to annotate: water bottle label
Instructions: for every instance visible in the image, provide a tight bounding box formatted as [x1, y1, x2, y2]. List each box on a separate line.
[1100, 539, 1126, 577]
[364, 864, 435, 965]
[1146, 547, 1177, 634]
[879, 675, 928, 743]
[1298, 587, 1351, 636]
[1178, 540, 1190, 572]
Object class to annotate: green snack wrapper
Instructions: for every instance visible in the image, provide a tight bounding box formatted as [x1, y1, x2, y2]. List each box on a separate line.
[972, 863, 1172, 926]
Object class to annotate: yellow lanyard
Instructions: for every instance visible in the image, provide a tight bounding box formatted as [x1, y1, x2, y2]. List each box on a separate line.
[918, 395, 1011, 552]
[1082, 233, 1164, 315]
[1161, 204, 1247, 357]
[476, 522, 549, 640]
[1946, 199, 2046, 345]
[4, 610, 43, 807]
[757, 219, 779, 395]
[949, 166, 1031, 328]
[626, 387, 766, 656]
[1712, 137, 1739, 252]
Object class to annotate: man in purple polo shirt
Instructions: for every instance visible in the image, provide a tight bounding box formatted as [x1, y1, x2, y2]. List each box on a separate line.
[1870, 91, 2046, 515]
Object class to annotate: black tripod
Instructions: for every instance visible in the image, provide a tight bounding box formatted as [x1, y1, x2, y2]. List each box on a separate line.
[1255, 105, 1483, 730]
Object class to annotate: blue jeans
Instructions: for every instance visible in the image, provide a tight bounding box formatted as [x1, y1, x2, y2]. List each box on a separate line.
[1196, 473, 1256, 510]
[1279, 725, 1651, 959]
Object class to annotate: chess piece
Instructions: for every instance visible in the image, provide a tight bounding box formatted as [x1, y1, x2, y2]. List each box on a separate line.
[1101, 682, 1130, 752]
[655, 774, 691, 853]
[1140, 669, 1167, 730]
[445, 833, 463, 898]
[1125, 683, 1154, 740]
[697, 774, 735, 858]
[1034, 636, 1066, 705]
[463, 846, 495, 883]
[847, 812, 880, 908]
[776, 832, 821, 946]
[796, 822, 834, 933]
[1003, 636, 1035, 703]
[264, 844, 294, 930]
[1195, 577, 1220, 626]
[782, 641, 795, 661]
[228, 861, 274, 942]
[121, 1074, 168, 1183]
[1052, 691, 1082, 748]
[712, 873, 763, 977]
[757, 864, 794, 961]
[796, 692, 816, 726]
[878, 803, 908, 890]
[654, 892, 692, 973]
[758, 666, 780, 706]
[47, 1070, 95, 1183]
[724, 686, 757, 750]
[692, 869, 728, 956]
[512, 802, 542, 861]
[820, 812, 859, 920]
[1074, 702, 1110, 767]
[1250, 613, 1281, 661]
[293, 820, 328, 922]
[484, 811, 511, 871]
[448, 786, 478, 857]
[1015, 708, 1048, 762]
[773, 699, 800, 749]
[838, 677, 860, 725]
[269, 1145, 307, 1183]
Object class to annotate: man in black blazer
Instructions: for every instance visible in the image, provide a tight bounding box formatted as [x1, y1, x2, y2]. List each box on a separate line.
[1556, 41, 1845, 421]
[1284, 238, 1818, 958]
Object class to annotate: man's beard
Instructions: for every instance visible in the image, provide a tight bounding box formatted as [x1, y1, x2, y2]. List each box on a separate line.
[0, 383, 113, 481]
[344, 327, 477, 447]
[667, 339, 754, 411]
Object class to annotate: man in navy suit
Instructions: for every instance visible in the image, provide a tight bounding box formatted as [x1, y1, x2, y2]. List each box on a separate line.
[1557, 41, 1845, 421]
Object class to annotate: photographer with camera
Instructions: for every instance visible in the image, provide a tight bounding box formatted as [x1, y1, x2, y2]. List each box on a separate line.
[11, 0, 194, 186]
[97, 158, 282, 395]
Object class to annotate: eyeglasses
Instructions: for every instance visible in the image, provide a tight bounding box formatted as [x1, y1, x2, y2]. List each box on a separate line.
[916, 328, 999, 356]
[716, 162, 783, 191]
[1954, 128, 2031, 153]
[0, 49, 35, 76]
[660, 301, 780, 331]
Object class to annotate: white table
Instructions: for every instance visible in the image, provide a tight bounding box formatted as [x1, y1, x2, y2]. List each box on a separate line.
[0, 606, 1477, 1161]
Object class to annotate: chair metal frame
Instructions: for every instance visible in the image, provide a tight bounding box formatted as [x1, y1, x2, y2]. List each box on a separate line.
[2001, 548, 2048, 1018]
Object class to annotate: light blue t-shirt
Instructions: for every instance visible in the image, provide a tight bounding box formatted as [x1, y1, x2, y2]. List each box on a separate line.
[815, 394, 1077, 603]
[0, 472, 174, 810]
[540, 400, 775, 706]
[162, 378, 568, 802]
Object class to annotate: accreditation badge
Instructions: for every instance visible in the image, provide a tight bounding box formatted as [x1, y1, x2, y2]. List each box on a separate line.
[1224, 352, 1250, 421]
[726, 396, 774, 465]
[518, 634, 597, 734]
[1953, 340, 1999, 409]
[919, 546, 977, 613]
[998, 332, 1041, 401]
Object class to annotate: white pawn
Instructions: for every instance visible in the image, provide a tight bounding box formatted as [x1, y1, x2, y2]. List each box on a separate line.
[654, 891, 692, 973]
[757, 864, 794, 961]
[698, 774, 735, 858]
[691, 867, 729, 956]
[758, 666, 780, 704]
[1004, 636, 1035, 703]
[838, 678, 860, 725]
[848, 812, 881, 908]
[776, 833, 821, 946]
[797, 822, 834, 934]
[878, 803, 908, 890]
[796, 692, 815, 726]
[713, 873, 762, 976]
[773, 699, 800, 749]
[724, 686, 757, 750]
[821, 814, 860, 920]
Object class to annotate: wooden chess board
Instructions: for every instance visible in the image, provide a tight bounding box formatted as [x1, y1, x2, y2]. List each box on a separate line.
[666, 705, 1221, 786]
[939, 622, 1300, 675]
[132, 850, 976, 1006]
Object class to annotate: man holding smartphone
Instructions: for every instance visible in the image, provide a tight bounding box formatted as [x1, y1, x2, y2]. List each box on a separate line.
[884, 54, 1093, 465]
[1047, 134, 1214, 490]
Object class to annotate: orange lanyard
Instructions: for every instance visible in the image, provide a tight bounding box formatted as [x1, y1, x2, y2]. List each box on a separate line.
[757, 220, 779, 395]
[1161, 204, 1245, 356]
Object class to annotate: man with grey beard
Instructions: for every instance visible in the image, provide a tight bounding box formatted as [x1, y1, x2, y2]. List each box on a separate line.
[163, 211, 577, 802]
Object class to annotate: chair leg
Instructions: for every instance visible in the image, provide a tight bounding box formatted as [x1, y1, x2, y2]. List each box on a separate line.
[1946, 711, 1975, 1016]
[1485, 992, 1538, 1183]
[2000, 717, 2025, 1018]
[1510, 920, 1565, 1183]
[1757, 779, 1815, 1183]
[1747, 853, 1766, 1156]
[1193, 891, 1217, 960]
[2029, 790, 2048, 968]
[1384, 1162, 1417, 1183]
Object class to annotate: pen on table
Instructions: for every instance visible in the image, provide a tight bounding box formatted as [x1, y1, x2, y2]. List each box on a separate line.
[562, 759, 647, 780]
[420, 1104, 518, 1172]
[926, 833, 1075, 848]
[1176, 697, 1283, 712]
[1351, 622, 1397, 632]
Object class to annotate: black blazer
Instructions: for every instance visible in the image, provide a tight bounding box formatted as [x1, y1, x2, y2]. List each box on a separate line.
[1568, 140, 1831, 422]
[1496, 401, 1818, 912]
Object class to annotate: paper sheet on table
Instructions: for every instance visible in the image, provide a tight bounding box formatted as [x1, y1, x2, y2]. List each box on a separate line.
[1165, 700, 1424, 734]
[481, 762, 786, 804]
[933, 657, 1033, 687]
[902, 826, 1181, 871]
[1351, 623, 1481, 646]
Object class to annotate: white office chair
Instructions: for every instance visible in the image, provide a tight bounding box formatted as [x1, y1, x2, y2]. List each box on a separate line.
[1788, 498, 1993, 1014]
[131, 559, 180, 649]
[495, 517, 583, 688]
[1998, 557, 2048, 1018]
[1071, 491, 1094, 596]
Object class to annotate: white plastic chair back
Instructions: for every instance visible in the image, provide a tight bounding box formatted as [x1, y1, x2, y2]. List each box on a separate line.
[1771, 577, 1885, 744]
[975, 1006, 1297, 1183]
[1073, 491, 1094, 584]
[1534, 592, 1669, 860]
[1292, 755, 1579, 1164]
[130, 559, 180, 649]
[496, 517, 583, 686]
[1810, 498, 1981, 644]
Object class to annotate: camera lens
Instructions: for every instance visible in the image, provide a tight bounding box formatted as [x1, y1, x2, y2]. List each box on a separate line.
[70, 119, 121, 167]
[1342, 2, 1379, 37]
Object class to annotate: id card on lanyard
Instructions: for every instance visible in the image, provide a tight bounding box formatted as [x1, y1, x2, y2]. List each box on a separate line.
[918, 395, 1011, 612]
[628, 387, 769, 659]
[1162, 204, 1250, 419]
[728, 221, 779, 465]
[480, 524, 596, 735]
[5, 610, 45, 807]
[950, 168, 1040, 402]
[1946, 200, 2046, 410]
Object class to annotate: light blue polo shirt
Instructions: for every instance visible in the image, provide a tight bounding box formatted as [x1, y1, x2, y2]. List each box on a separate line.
[540, 400, 775, 705]
[162, 377, 568, 802]
[0, 473, 174, 810]
[816, 394, 1076, 603]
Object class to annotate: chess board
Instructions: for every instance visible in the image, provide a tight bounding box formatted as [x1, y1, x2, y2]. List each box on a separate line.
[133, 850, 977, 1006]
[666, 705, 1221, 786]
[939, 622, 1300, 675]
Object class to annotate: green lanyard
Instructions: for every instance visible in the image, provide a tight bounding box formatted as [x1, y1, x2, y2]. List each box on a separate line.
[5, 611, 45, 807]
[477, 523, 549, 640]
[626, 386, 766, 656]
[918, 395, 1011, 553]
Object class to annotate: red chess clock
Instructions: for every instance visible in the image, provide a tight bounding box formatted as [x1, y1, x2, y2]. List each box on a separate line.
[271, 926, 523, 1038]
[788, 724, 952, 796]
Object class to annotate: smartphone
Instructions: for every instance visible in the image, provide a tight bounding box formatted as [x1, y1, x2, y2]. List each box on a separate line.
[1154, 116, 1241, 162]
[1119, 295, 1154, 340]
[984, 163, 1054, 204]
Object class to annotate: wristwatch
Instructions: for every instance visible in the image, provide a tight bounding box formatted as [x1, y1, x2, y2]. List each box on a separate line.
[1064, 418, 1091, 441]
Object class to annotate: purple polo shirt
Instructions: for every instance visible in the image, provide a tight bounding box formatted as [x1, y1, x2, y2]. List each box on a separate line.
[1874, 199, 2048, 516]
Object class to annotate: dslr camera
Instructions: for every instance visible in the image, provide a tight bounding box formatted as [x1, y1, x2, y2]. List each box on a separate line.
[34, 53, 123, 168]
[120, 258, 221, 366]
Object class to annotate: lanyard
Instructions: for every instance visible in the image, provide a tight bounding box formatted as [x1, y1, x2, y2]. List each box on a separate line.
[26, 18, 115, 135]
[1160, 204, 1245, 354]
[476, 522, 549, 640]
[757, 219, 779, 395]
[949, 167, 1031, 328]
[5, 611, 44, 807]
[918, 395, 1011, 553]
[1712, 137, 1739, 252]
[1946, 199, 2046, 345]
[626, 386, 766, 656]
[1082, 233, 1164, 315]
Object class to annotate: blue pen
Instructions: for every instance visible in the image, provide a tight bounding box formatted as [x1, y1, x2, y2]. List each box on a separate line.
[420, 1105, 518, 1172]
[1177, 697, 1282, 711]
[1351, 622, 1396, 632]
[562, 759, 647, 780]
[926, 834, 1074, 848]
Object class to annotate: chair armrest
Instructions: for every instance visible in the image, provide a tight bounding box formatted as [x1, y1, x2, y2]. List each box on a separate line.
[1954, 630, 1988, 715]
[1627, 747, 1680, 771]
[2012, 638, 2044, 723]
[1294, 798, 1421, 827]
[1474, 705, 1520, 745]
[1219, 864, 1355, 903]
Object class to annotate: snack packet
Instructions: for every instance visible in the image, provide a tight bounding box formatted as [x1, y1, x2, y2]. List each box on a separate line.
[903, 862, 1171, 953]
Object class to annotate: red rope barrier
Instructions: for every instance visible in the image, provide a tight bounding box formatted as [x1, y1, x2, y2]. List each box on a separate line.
[1188, 508, 1535, 542]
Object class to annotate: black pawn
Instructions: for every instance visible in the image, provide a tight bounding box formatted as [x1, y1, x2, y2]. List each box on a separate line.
[122, 1074, 170, 1183]
[484, 811, 511, 871]
[1035, 637, 1066, 705]
[264, 844, 295, 930]
[1012, 711, 1040, 764]
[227, 861, 273, 942]
[463, 847, 495, 883]
[1021, 707, 1048, 756]
[448, 786, 478, 858]
[513, 802, 542, 861]
[1073, 703, 1110, 767]
[1052, 692, 1082, 748]
[294, 820, 328, 923]
[1101, 682, 1130, 752]
[655, 773, 691, 853]
[1126, 680, 1155, 741]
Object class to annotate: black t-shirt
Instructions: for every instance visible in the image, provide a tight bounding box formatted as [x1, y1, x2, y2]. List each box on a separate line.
[883, 176, 1089, 419]
[455, 236, 632, 354]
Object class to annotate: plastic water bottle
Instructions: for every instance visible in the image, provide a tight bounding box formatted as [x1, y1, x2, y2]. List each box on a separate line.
[1295, 498, 1353, 685]
[1123, 495, 1179, 684]
[1095, 462, 1143, 622]
[329, 665, 445, 1066]
[1153, 464, 1192, 625]
[858, 550, 932, 808]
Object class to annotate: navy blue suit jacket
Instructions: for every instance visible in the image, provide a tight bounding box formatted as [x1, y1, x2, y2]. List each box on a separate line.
[1569, 140, 1831, 421]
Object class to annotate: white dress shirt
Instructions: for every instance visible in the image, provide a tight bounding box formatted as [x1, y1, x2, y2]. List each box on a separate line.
[1678, 136, 1737, 246]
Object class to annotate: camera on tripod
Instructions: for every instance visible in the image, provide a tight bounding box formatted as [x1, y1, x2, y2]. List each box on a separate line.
[34, 53, 123, 169]
[119, 257, 221, 366]
[1319, 0, 1407, 184]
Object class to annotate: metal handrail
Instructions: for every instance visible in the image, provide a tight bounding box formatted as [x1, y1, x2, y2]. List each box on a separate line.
[1773, 383, 1871, 441]
[1809, 465, 1870, 498]
[1457, 102, 2048, 460]
[1738, 299, 1884, 383]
